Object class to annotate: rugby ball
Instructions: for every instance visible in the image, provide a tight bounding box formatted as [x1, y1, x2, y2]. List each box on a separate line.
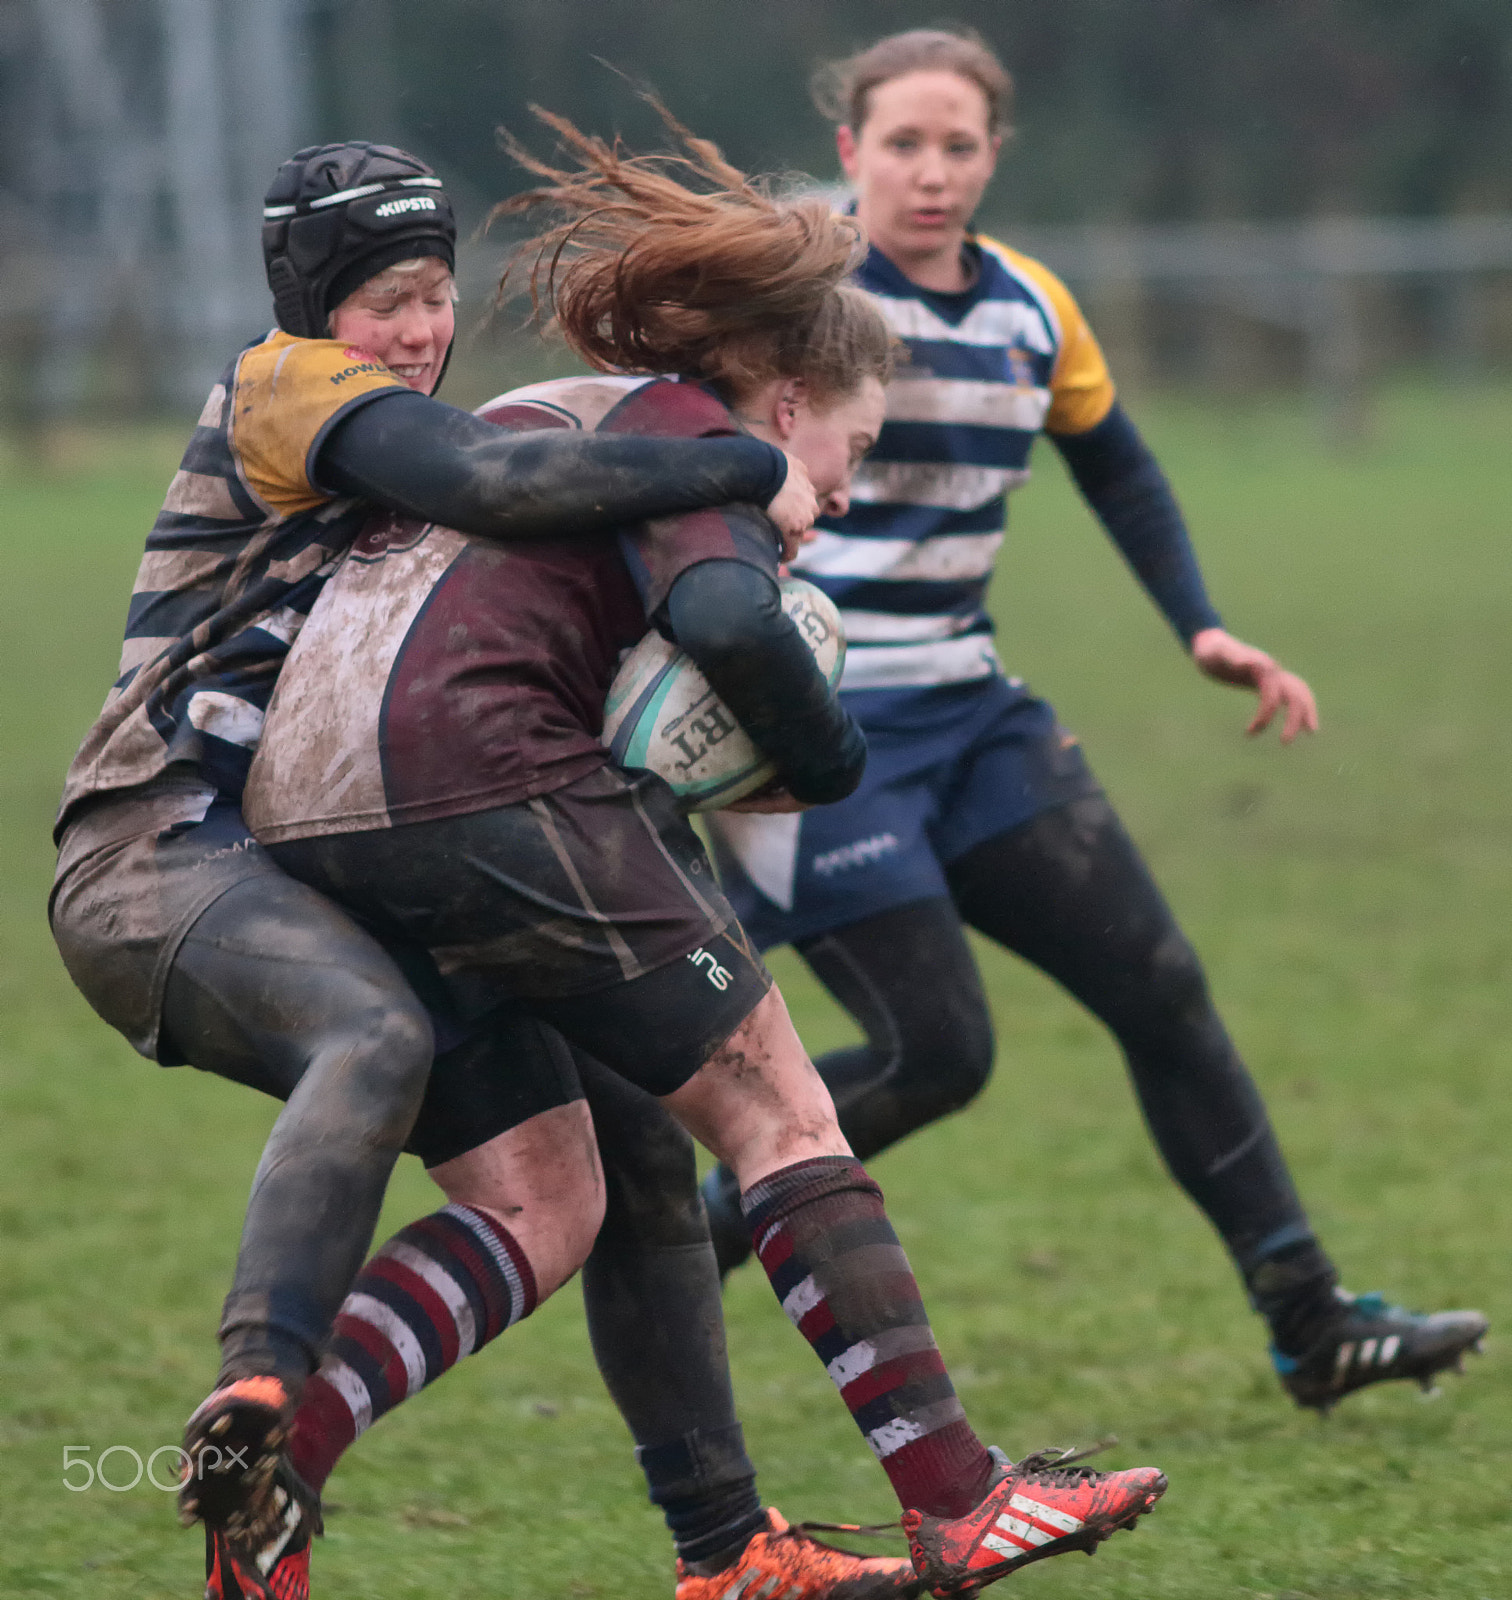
[602, 576, 845, 812]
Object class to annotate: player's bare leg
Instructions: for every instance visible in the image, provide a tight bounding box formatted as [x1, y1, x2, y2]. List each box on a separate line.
[664, 989, 1167, 1593]
[190, 1104, 605, 1599]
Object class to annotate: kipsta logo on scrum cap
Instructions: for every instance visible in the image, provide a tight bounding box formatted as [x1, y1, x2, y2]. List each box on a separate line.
[374, 194, 439, 219]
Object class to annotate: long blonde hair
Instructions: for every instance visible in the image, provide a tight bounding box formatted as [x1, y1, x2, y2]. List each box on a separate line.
[492, 100, 894, 402]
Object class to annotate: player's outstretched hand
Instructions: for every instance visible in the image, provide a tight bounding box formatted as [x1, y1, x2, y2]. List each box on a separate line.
[1190, 627, 1319, 744]
[765, 452, 819, 546]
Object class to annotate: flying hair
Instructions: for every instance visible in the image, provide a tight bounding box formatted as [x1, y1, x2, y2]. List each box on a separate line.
[811, 27, 1013, 134]
[491, 98, 894, 403]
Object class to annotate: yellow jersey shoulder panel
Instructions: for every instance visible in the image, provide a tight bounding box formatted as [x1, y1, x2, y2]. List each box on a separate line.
[976, 235, 1116, 436]
[229, 331, 408, 516]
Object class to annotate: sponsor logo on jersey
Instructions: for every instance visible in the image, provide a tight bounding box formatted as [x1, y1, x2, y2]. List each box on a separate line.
[687, 947, 733, 990]
[329, 360, 390, 386]
[374, 195, 438, 218]
[1006, 346, 1038, 388]
[812, 832, 900, 878]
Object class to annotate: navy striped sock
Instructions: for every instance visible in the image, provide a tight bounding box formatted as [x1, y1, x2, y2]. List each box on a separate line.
[742, 1157, 994, 1519]
[288, 1204, 536, 1491]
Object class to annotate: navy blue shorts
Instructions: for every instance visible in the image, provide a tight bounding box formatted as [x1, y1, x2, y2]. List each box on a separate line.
[709, 676, 1100, 949]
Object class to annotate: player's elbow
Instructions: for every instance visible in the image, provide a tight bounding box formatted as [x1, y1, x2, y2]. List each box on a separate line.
[666, 560, 784, 670]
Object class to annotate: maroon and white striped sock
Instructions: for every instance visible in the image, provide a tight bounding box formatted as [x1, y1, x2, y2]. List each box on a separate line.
[741, 1157, 995, 1520]
[287, 1203, 536, 1492]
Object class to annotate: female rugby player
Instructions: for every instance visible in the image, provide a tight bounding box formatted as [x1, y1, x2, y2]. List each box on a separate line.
[242, 107, 1168, 1600]
[703, 29, 1486, 1411]
[49, 139, 841, 1598]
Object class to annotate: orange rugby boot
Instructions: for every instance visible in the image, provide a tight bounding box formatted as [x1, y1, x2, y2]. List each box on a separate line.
[902, 1446, 1166, 1596]
[204, 1522, 311, 1600]
[676, 1508, 922, 1600]
[182, 1378, 320, 1600]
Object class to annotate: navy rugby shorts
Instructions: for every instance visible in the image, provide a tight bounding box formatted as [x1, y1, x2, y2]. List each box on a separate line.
[709, 674, 1101, 950]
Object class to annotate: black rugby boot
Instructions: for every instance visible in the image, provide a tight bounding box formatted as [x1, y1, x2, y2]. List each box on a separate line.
[1272, 1288, 1487, 1412]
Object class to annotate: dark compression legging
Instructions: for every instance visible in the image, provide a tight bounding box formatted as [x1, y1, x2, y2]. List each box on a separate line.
[162, 874, 768, 1559]
[706, 794, 1340, 1353]
[160, 871, 435, 1391]
[578, 1057, 767, 1566]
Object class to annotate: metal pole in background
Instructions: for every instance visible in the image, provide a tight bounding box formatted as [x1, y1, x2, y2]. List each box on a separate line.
[20, 0, 316, 422]
[1304, 221, 1370, 447]
[158, 0, 242, 405]
[229, 0, 312, 325]
[31, 0, 155, 421]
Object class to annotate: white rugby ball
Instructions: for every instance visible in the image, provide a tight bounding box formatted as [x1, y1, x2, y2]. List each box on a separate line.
[601, 576, 845, 812]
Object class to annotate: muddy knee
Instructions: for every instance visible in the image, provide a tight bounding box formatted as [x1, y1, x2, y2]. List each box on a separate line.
[298, 990, 435, 1151]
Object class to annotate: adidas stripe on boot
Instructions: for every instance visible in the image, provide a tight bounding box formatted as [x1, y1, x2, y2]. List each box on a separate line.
[902, 1446, 1166, 1596]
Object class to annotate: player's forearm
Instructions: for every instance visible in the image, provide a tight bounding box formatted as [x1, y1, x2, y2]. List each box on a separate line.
[664, 561, 866, 806]
[1052, 402, 1222, 644]
[317, 389, 788, 541]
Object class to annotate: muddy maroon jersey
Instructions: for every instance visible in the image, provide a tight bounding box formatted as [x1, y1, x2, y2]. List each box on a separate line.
[243, 375, 780, 843]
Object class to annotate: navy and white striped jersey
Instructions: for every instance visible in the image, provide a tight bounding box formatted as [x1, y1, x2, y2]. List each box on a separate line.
[790, 237, 1116, 694]
[56, 331, 408, 836]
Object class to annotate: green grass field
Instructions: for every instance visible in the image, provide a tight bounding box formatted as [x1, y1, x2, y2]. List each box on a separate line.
[2, 384, 1509, 1599]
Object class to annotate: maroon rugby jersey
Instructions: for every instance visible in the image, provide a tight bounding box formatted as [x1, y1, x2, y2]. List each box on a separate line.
[242, 375, 780, 842]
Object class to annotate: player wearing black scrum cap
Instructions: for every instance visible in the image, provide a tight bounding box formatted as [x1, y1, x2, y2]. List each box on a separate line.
[50, 139, 821, 1596]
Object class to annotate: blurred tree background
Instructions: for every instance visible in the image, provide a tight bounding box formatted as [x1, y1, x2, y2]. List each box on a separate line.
[4, 0, 1512, 420]
[377, 0, 1512, 222]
